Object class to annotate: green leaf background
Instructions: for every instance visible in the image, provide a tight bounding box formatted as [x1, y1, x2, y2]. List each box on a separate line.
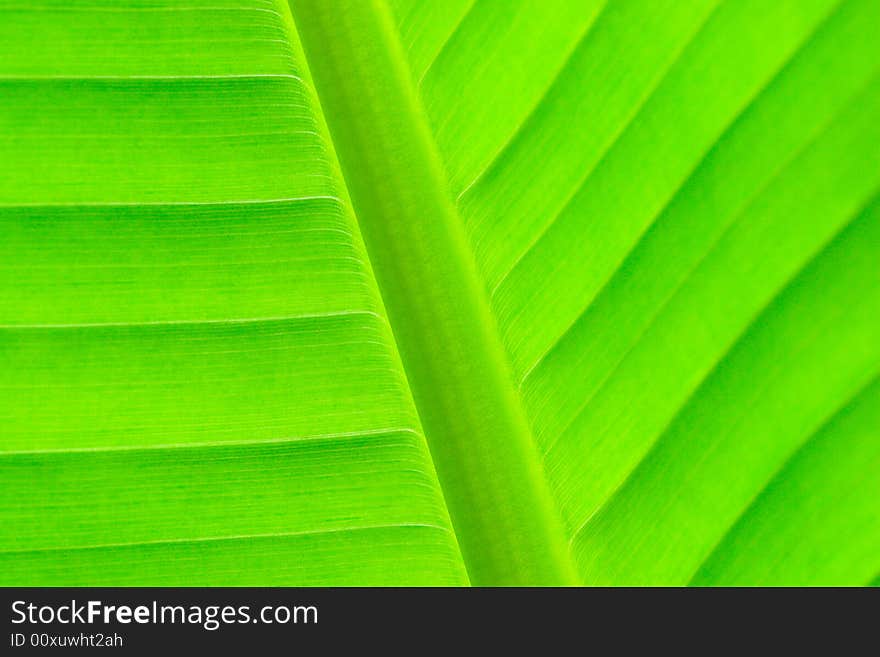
[1, 0, 878, 586]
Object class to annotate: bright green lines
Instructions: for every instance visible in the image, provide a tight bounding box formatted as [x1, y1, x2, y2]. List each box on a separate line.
[576, 196, 880, 583]
[1, 314, 418, 451]
[0, 525, 464, 586]
[520, 0, 880, 455]
[0, 199, 372, 325]
[290, 0, 576, 586]
[547, 70, 880, 530]
[4, 0, 877, 586]
[0, 77, 335, 205]
[417, 0, 608, 193]
[691, 374, 880, 586]
[393, 0, 880, 584]
[0, 1, 297, 78]
[387, 0, 475, 84]
[494, 0, 843, 380]
[458, 0, 721, 293]
[0, 0, 467, 586]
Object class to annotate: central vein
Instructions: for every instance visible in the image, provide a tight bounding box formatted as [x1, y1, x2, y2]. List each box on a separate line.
[285, 0, 577, 584]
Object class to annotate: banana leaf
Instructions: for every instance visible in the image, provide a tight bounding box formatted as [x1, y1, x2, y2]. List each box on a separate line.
[1, 0, 877, 586]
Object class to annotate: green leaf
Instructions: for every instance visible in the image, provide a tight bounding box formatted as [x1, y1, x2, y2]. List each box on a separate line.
[2, 0, 878, 586]
[383, 0, 880, 585]
[0, 0, 465, 586]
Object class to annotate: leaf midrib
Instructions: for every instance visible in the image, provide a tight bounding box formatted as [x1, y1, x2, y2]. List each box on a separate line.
[287, 0, 577, 585]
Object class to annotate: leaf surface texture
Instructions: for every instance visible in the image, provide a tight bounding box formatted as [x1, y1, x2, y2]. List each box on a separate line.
[2, 0, 878, 585]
